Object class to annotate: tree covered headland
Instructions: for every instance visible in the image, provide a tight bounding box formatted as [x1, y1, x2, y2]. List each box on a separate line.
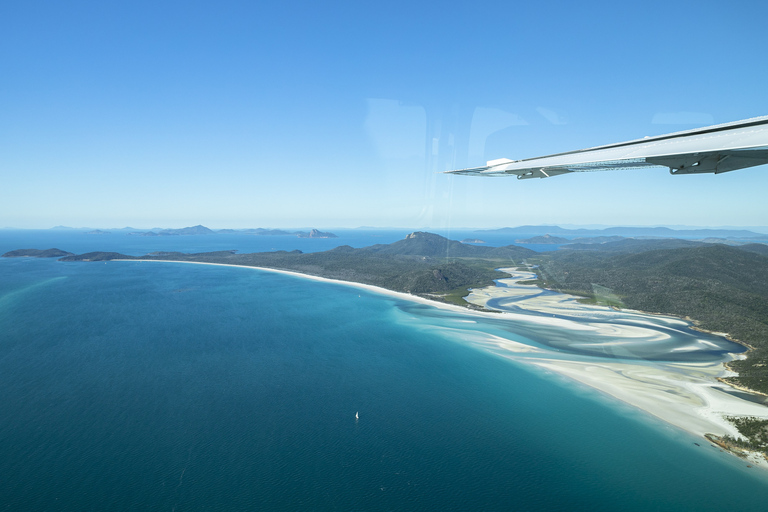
[55, 232, 768, 396]
[59, 232, 535, 307]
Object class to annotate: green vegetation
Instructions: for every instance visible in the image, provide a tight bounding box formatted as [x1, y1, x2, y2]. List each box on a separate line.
[514, 234, 569, 244]
[533, 244, 768, 395]
[727, 416, 768, 447]
[431, 259, 511, 308]
[718, 417, 768, 458]
[2, 248, 74, 258]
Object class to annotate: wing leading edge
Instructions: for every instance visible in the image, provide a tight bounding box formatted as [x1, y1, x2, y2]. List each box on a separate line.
[446, 115, 768, 179]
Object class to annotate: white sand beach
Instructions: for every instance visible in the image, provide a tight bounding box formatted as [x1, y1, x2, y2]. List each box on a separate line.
[118, 259, 481, 314]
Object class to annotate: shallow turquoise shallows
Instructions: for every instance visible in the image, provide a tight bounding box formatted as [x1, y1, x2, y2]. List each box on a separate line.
[1, 232, 767, 510]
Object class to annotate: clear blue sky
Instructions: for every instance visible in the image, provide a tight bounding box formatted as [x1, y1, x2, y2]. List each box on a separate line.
[3, 0, 767, 229]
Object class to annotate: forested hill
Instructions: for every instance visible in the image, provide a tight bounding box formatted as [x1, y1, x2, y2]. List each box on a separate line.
[536, 243, 768, 394]
[360, 231, 533, 258]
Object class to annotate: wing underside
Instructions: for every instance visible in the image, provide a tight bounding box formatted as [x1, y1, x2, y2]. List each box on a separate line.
[447, 116, 768, 179]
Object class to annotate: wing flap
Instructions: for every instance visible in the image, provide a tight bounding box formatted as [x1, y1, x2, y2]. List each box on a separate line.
[513, 168, 573, 180]
[648, 149, 768, 175]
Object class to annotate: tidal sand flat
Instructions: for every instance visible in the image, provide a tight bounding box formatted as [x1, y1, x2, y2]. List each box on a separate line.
[463, 269, 768, 466]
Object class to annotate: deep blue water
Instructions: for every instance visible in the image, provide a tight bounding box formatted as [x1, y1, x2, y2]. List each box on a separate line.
[1, 231, 768, 510]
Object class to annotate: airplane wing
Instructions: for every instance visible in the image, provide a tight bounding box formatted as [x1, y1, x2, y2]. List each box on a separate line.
[446, 115, 768, 179]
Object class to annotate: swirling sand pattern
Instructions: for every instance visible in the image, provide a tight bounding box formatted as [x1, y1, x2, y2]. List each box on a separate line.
[396, 269, 768, 462]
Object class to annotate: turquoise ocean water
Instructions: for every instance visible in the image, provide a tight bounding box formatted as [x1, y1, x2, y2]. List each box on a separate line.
[1, 231, 767, 510]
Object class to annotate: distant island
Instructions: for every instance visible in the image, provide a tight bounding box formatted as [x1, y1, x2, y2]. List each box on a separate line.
[127, 225, 337, 238]
[515, 234, 569, 244]
[297, 229, 337, 239]
[217, 228, 293, 236]
[130, 225, 216, 236]
[481, 225, 768, 239]
[2, 248, 74, 258]
[85, 230, 111, 235]
[461, 238, 485, 244]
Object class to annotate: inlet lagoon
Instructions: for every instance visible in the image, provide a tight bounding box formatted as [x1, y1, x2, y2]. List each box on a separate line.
[2, 231, 768, 510]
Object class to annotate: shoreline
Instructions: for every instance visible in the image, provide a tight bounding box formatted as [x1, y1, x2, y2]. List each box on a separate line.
[114, 259, 494, 317]
[117, 259, 768, 467]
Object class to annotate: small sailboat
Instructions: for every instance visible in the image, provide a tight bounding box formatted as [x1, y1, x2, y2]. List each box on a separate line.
[355, 411, 359, 420]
